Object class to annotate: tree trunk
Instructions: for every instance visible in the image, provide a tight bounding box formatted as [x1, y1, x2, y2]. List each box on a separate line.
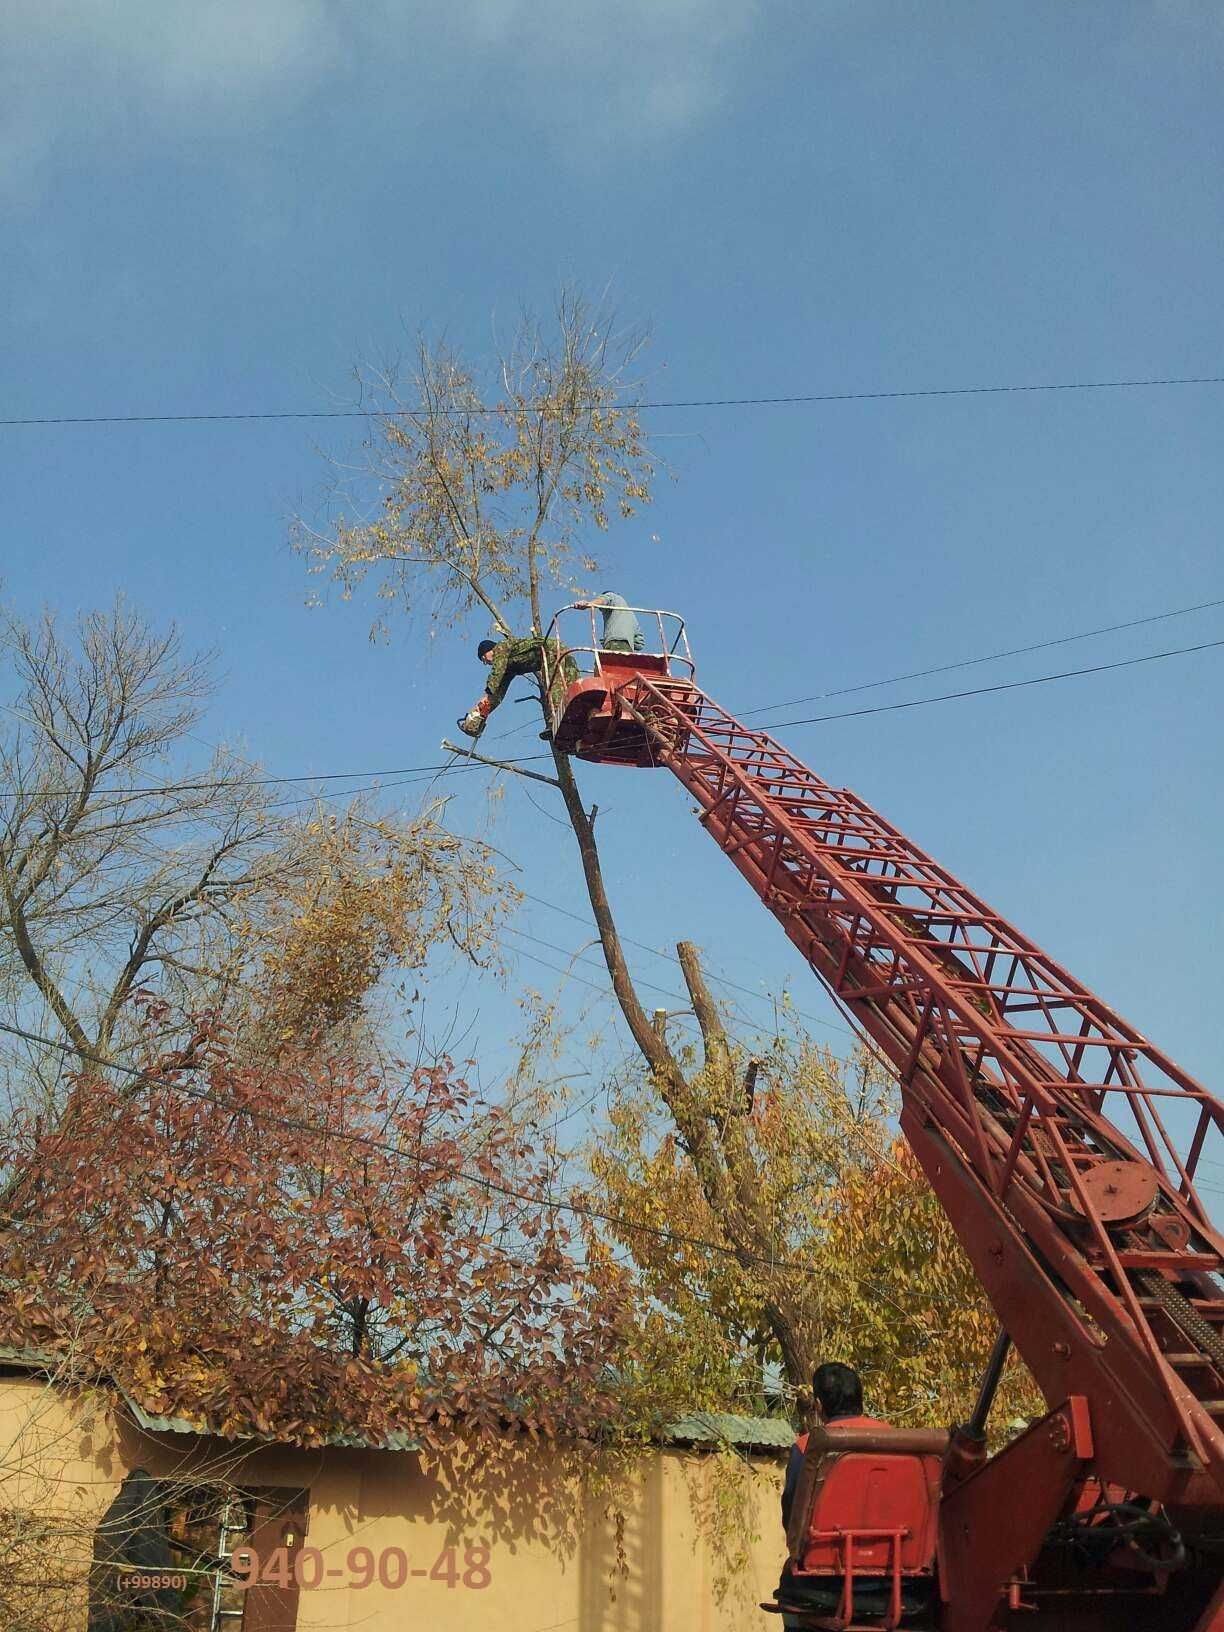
[548, 738, 814, 1396]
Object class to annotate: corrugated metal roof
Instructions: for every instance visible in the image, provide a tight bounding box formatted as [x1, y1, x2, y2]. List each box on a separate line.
[122, 1401, 791, 1455]
[117, 1397, 795, 1456]
[0, 1343, 63, 1370]
[0, 1346, 792, 1455]
[663, 1411, 795, 1451]
[123, 1398, 230, 1439]
[122, 1395, 422, 1453]
[0, 1346, 422, 1451]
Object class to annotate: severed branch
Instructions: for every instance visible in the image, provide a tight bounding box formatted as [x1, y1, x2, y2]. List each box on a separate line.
[677, 939, 733, 1083]
[440, 740, 561, 788]
[743, 1057, 760, 1114]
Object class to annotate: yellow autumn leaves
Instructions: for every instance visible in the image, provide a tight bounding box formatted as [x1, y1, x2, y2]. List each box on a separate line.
[237, 808, 514, 1053]
[590, 1026, 1044, 1436]
[291, 297, 657, 640]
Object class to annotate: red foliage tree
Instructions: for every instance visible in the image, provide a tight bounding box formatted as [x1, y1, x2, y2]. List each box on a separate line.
[0, 1023, 626, 1449]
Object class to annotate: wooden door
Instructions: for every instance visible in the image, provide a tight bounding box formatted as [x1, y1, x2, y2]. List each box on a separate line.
[233, 1489, 310, 1632]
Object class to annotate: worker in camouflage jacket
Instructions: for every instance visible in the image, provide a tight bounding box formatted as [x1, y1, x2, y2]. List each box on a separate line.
[458, 592, 644, 740]
[457, 632, 575, 739]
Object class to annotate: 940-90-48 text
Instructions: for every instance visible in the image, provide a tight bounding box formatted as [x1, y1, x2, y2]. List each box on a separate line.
[230, 1544, 491, 1591]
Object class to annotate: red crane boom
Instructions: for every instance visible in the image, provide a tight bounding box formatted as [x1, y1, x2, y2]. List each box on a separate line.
[544, 610, 1224, 1629]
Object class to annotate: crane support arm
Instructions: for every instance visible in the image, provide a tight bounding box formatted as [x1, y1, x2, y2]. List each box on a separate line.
[615, 675, 1224, 1506]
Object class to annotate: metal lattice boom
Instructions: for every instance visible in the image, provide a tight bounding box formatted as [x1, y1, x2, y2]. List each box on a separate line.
[616, 674, 1224, 1508]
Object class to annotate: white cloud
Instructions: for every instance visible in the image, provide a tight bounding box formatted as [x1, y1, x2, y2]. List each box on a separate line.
[0, 0, 340, 199]
[0, 0, 761, 198]
[5, 0, 339, 103]
[122, 0, 340, 101]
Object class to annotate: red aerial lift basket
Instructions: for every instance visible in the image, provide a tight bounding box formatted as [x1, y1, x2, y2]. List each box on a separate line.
[542, 605, 695, 766]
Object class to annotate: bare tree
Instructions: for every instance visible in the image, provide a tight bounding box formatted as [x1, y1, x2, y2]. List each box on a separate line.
[0, 601, 508, 1112]
[294, 291, 826, 1394]
[0, 602, 281, 1093]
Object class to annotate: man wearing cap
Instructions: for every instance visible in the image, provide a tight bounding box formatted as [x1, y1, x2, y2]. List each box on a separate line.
[457, 632, 577, 739]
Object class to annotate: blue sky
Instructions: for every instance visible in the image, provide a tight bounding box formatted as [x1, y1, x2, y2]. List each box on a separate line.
[2, 3, 1222, 1193]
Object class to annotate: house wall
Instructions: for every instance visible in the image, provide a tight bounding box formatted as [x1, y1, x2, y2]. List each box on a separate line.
[0, 1374, 790, 1632]
[0, 1370, 129, 1630]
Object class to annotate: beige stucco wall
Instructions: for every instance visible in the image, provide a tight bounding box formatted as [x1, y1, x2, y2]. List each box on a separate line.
[0, 1373, 789, 1632]
[0, 1370, 130, 1629]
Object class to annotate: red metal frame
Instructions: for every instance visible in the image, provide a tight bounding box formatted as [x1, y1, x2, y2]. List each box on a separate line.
[818, 1528, 907, 1628]
[938, 1398, 1094, 1632]
[786, 1429, 944, 1629]
[604, 673, 1224, 1501]
[542, 606, 695, 765]
[554, 657, 1224, 1626]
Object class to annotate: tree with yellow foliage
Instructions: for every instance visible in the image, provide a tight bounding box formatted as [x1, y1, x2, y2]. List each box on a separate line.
[294, 288, 1040, 1429]
[239, 802, 510, 1055]
[589, 1010, 1042, 1430]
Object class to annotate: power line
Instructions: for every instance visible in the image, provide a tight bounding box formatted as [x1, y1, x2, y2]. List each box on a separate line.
[264, 758, 517, 812]
[740, 594, 1224, 718]
[507, 925, 785, 1041]
[485, 927, 902, 1179]
[0, 620, 1214, 1075]
[0, 905, 882, 1208]
[0, 1018, 892, 1288]
[4, 372, 1224, 429]
[4, 597, 1218, 806]
[766, 634, 1224, 732]
[0, 749, 550, 804]
[508, 924, 719, 1015]
[516, 890, 856, 1041]
[1, 629, 1214, 1043]
[504, 936, 721, 1044]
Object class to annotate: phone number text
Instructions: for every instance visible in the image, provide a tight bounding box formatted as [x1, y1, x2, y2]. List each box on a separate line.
[231, 1544, 491, 1591]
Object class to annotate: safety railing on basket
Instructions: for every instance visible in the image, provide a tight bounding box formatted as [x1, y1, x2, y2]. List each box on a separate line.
[540, 605, 695, 723]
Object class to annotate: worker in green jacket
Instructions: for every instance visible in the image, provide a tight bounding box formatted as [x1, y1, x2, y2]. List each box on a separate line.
[457, 633, 576, 739]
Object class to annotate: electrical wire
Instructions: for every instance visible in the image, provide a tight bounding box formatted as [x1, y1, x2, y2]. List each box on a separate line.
[4, 610, 1218, 1087]
[4, 619, 1214, 1057]
[501, 929, 910, 1184]
[4, 371, 1224, 428]
[0, 751, 550, 804]
[763, 634, 1224, 733]
[0, 1018, 903, 1288]
[515, 891, 856, 1041]
[3, 596, 1217, 805]
[265, 762, 491, 813]
[4, 613, 1216, 1303]
[0, 929, 906, 1263]
[502, 937, 718, 1046]
[507, 925, 733, 1021]
[739, 594, 1224, 718]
